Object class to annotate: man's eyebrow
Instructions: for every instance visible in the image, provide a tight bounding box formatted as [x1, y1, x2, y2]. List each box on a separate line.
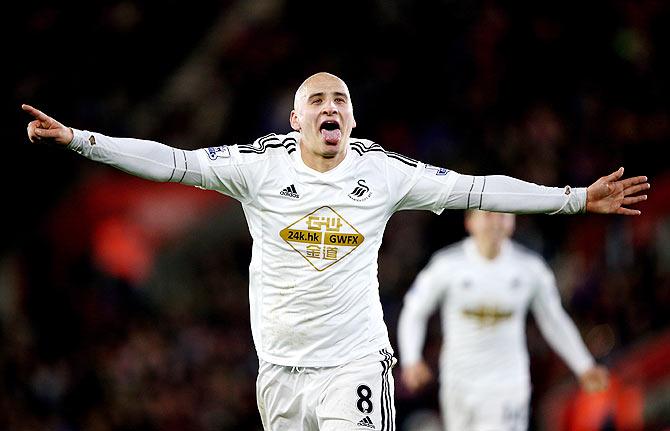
[307, 91, 348, 99]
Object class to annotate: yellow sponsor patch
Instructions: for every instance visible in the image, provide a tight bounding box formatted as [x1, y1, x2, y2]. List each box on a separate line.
[280, 206, 365, 271]
[462, 306, 513, 327]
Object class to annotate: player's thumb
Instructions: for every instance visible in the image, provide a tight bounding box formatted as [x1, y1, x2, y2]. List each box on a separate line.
[606, 167, 624, 182]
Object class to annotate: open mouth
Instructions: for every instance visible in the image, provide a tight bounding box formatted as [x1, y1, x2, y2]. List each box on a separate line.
[320, 120, 341, 131]
[320, 120, 342, 144]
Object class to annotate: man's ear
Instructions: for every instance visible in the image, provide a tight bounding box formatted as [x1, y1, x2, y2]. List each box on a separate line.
[352, 115, 357, 129]
[290, 110, 301, 131]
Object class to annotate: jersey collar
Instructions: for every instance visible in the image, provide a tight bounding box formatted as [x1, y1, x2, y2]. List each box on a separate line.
[464, 237, 513, 265]
[291, 131, 354, 177]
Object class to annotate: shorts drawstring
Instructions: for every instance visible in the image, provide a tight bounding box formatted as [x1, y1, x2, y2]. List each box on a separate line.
[290, 366, 306, 374]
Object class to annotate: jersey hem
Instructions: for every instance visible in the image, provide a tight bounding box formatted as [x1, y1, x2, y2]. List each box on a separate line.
[256, 341, 393, 368]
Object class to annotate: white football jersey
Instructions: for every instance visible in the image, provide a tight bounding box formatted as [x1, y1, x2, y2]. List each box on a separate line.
[398, 238, 594, 390]
[68, 128, 587, 368]
[194, 132, 460, 366]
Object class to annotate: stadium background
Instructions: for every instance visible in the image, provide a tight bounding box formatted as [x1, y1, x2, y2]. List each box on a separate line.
[5, 1, 669, 429]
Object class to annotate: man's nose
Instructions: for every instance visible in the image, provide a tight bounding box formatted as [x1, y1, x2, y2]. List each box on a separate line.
[322, 100, 339, 115]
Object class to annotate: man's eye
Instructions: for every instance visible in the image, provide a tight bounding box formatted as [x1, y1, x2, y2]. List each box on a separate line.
[311, 98, 322, 104]
[335, 98, 345, 103]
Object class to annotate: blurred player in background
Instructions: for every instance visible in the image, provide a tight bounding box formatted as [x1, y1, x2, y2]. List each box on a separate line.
[23, 72, 646, 431]
[398, 209, 610, 431]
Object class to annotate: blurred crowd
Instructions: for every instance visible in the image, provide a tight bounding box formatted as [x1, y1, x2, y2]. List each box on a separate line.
[4, 0, 669, 430]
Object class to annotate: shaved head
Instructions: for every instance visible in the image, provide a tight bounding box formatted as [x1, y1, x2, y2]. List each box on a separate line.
[290, 72, 356, 172]
[293, 72, 351, 112]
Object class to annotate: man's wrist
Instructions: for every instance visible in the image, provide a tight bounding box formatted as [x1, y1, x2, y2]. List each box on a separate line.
[66, 128, 75, 146]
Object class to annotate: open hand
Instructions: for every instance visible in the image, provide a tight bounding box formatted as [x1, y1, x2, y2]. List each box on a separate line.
[586, 167, 649, 215]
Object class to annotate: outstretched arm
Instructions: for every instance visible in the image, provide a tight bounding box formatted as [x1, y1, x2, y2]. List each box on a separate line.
[438, 171, 649, 216]
[22, 104, 203, 186]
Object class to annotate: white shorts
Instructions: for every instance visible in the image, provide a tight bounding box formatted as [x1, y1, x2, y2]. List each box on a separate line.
[440, 384, 529, 431]
[256, 348, 397, 431]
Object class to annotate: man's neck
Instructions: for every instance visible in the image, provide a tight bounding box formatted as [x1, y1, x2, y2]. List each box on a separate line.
[299, 144, 347, 173]
[474, 238, 502, 260]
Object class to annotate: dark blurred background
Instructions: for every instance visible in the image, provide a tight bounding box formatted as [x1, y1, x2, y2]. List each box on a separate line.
[5, 1, 670, 430]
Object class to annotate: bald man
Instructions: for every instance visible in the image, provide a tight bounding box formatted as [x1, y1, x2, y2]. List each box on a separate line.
[23, 72, 648, 431]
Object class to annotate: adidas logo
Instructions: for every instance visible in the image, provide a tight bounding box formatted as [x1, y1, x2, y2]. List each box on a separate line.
[357, 416, 375, 429]
[280, 184, 300, 199]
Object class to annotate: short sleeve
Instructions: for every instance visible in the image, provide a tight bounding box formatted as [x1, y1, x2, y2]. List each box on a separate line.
[391, 162, 461, 214]
[195, 144, 255, 203]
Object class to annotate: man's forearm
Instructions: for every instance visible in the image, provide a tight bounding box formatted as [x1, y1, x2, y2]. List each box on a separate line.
[68, 129, 203, 186]
[446, 174, 586, 214]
